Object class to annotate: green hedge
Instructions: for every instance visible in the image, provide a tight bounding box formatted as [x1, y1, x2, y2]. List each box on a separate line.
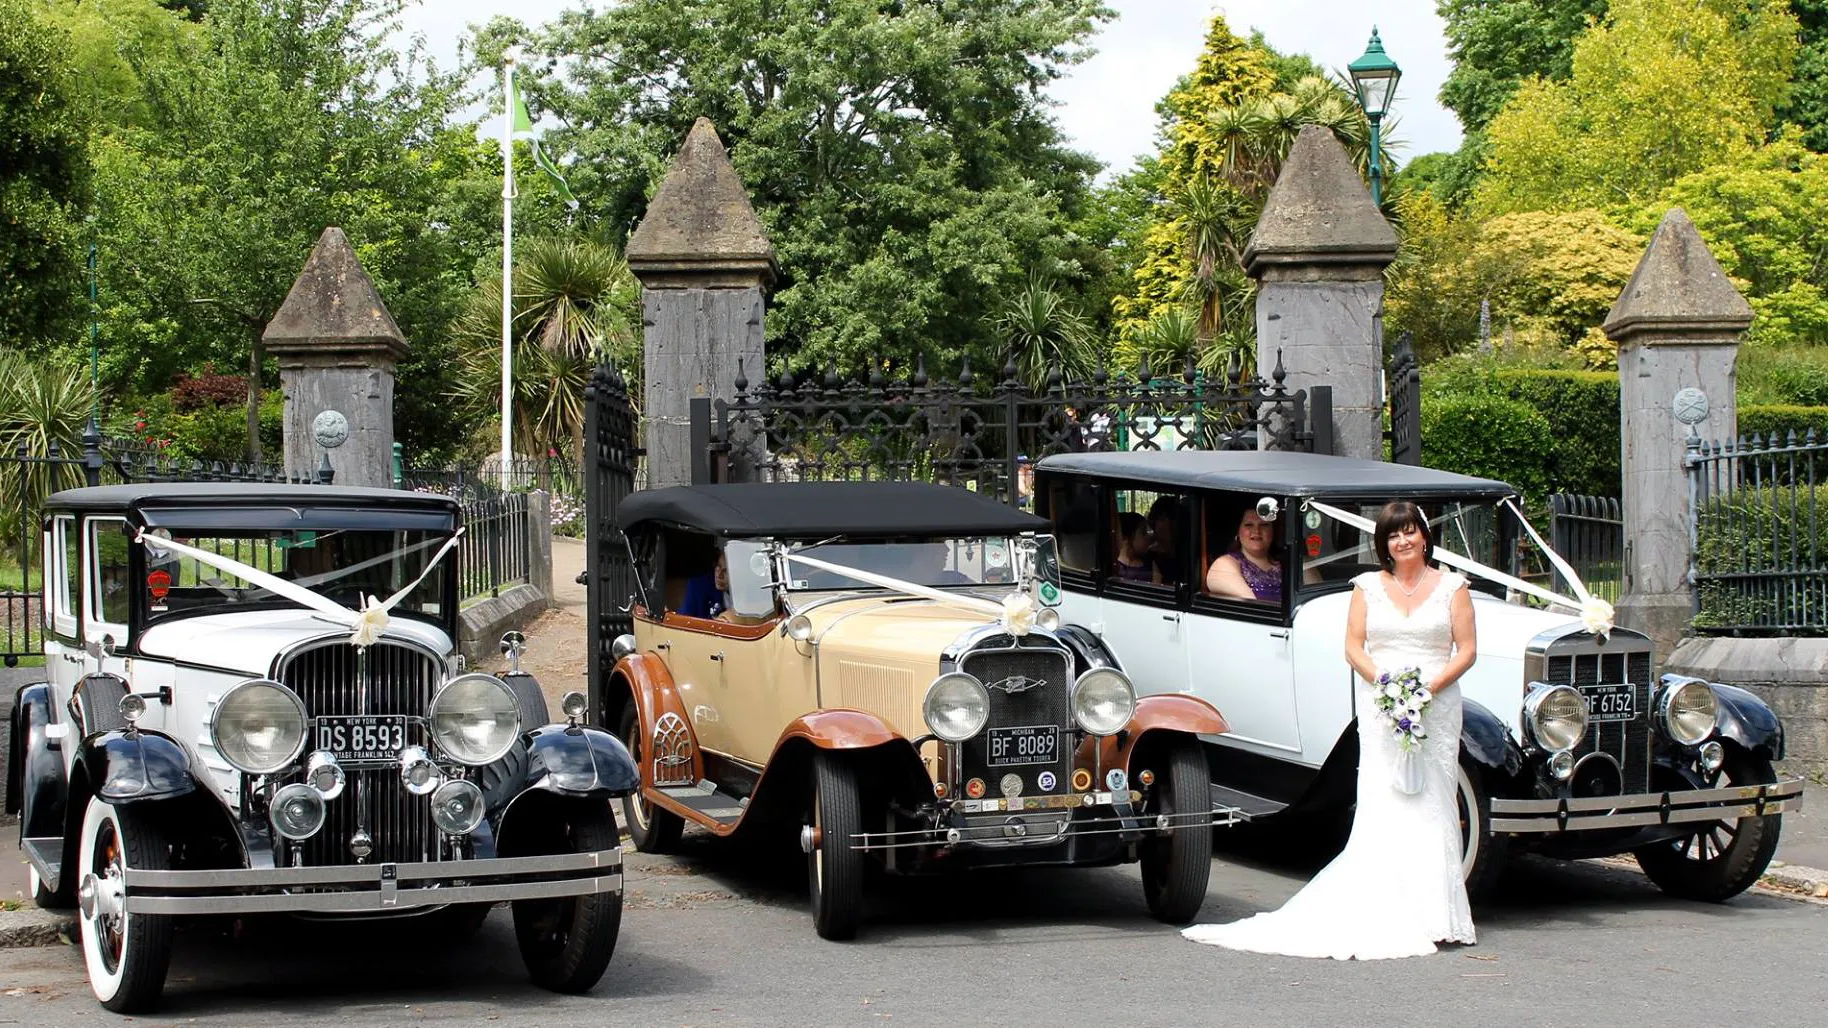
[1420, 393, 1555, 499]
[1737, 404, 1828, 444]
[1421, 367, 1618, 498]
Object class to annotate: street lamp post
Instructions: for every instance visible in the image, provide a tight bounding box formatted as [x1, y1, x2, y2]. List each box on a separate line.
[88, 239, 99, 423]
[1348, 27, 1402, 207]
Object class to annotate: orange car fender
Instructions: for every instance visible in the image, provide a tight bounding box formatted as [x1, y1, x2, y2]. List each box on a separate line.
[610, 652, 701, 789]
[774, 708, 905, 751]
[1071, 694, 1228, 777]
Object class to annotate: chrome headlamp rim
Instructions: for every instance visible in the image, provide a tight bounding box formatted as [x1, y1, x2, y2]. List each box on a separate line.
[1658, 679, 1719, 746]
[269, 781, 327, 841]
[1523, 682, 1589, 753]
[431, 778, 486, 835]
[208, 677, 309, 775]
[1071, 667, 1136, 737]
[428, 673, 524, 766]
[922, 672, 990, 743]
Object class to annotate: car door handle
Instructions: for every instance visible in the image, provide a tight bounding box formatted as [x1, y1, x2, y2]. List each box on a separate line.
[1161, 614, 1180, 623]
[709, 651, 725, 662]
[1269, 630, 1289, 639]
[654, 642, 670, 652]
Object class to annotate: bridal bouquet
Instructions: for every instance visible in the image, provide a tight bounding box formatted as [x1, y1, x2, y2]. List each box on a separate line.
[1374, 667, 1431, 795]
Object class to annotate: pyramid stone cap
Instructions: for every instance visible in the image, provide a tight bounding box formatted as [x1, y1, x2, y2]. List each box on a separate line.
[1244, 125, 1397, 280]
[626, 118, 776, 287]
[262, 227, 408, 360]
[1603, 208, 1753, 343]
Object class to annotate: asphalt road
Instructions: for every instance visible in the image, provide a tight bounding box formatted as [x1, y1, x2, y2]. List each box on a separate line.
[3, 825, 1825, 1028]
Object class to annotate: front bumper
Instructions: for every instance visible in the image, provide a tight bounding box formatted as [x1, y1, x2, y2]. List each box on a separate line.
[847, 790, 1241, 852]
[1490, 778, 1804, 834]
[119, 849, 623, 916]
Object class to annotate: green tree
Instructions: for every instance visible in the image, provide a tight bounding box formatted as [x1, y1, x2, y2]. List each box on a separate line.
[498, 0, 1113, 375]
[0, 0, 92, 349]
[991, 272, 1096, 391]
[35, 0, 201, 131]
[1476, 0, 1799, 215]
[1437, 0, 1607, 133]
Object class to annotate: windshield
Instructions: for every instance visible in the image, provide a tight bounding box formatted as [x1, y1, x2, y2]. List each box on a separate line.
[1298, 499, 1510, 594]
[783, 537, 1021, 591]
[137, 527, 452, 625]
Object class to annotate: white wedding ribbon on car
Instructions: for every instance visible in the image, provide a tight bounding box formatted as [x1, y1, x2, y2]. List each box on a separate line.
[133, 528, 465, 648]
[1303, 500, 1615, 639]
[782, 551, 1040, 635]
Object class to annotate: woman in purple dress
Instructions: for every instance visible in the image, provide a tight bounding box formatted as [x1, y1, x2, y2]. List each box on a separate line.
[1204, 507, 1282, 602]
[1114, 512, 1159, 584]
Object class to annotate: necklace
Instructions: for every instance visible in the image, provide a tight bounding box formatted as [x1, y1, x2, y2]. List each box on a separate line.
[1392, 567, 1431, 597]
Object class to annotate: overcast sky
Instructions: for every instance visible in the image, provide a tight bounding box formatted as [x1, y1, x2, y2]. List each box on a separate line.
[398, 0, 1464, 174]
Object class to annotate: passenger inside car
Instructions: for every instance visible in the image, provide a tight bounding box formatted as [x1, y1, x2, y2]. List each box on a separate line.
[1113, 512, 1159, 583]
[1204, 505, 1282, 603]
[1147, 495, 1183, 585]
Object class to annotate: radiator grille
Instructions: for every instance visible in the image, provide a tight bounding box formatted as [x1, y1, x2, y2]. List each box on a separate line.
[958, 642, 1072, 797]
[1545, 649, 1654, 795]
[275, 640, 444, 866]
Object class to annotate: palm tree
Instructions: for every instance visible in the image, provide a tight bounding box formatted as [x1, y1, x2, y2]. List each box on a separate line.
[451, 237, 640, 473]
[1174, 175, 1254, 346]
[0, 351, 95, 540]
[993, 273, 1097, 391]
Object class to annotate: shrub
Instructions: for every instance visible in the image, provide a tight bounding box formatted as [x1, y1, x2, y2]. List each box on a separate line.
[1738, 404, 1828, 443]
[1421, 358, 1621, 497]
[1420, 393, 1556, 500]
[170, 369, 251, 412]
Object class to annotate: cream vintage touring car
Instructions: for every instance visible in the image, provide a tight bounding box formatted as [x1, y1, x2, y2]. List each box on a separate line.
[596, 481, 1234, 939]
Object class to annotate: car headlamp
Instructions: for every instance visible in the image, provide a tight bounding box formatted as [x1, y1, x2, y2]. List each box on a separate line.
[1524, 683, 1588, 753]
[399, 745, 442, 796]
[210, 678, 309, 775]
[270, 782, 327, 841]
[1659, 679, 1718, 746]
[923, 673, 989, 743]
[431, 779, 486, 835]
[1072, 668, 1136, 737]
[429, 674, 523, 766]
[305, 750, 346, 800]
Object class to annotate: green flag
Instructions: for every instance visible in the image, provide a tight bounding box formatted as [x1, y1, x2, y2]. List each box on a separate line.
[509, 76, 579, 210]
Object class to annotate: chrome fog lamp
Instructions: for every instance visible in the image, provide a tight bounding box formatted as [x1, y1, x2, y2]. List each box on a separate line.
[430, 779, 486, 835]
[1548, 749, 1576, 781]
[270, 782, 327, 841]
[211, 678, 309, 775]
[923, 672, 990, 743]
[610, 633, 638, 662]
[305, 750, 346, 800]
[1659, 679, 1718, 746]
[1524, 683, 1589, 753]
[429, 673, 523, 765]
[1072, 668, 1137, 737]
[561, 690, 589, 722]
[1699, 740, 1726, 773]
[118, 693, 147, 726]
[399, 745, 442, 796]
[785, 614, 815, 642]
[1034, 607, 1061, 632]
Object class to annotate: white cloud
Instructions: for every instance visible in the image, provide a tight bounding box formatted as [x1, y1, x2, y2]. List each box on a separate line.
[397, 0, 1464, 174]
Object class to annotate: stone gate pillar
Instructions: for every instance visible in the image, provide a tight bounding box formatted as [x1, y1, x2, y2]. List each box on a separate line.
[626, 118, 776, 488]
[1603, 208, 1751, 654]
[1245, 125, 1398, 459]
[263, 227, 408, 488]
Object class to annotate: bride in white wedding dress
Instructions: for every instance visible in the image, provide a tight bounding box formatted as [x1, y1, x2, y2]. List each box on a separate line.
[1184, 501, 1479, 959]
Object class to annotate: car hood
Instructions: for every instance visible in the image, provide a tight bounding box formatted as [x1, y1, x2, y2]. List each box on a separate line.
[137, 610, 453, 676]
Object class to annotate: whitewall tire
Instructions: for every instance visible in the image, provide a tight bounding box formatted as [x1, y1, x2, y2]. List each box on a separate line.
[77, 796, 174, 1013]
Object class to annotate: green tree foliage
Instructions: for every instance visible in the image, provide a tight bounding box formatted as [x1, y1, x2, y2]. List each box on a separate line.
[36, 0, 201, 130]
[991, 273, 1096, 391]
[502, 0, 1112, 375]
[1437, 0, 1607, 133]
[1477, 0, 1798, 215]
[0, 0, 91, 349]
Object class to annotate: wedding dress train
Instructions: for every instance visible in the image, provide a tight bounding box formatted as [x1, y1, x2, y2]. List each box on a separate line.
[1182, 570, 1477, 959]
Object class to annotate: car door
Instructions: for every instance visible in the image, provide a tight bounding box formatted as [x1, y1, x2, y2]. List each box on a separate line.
[1098, 486, 1191, 696]
[1184, 494, 1301, 755]
[44, 514, 86, 714]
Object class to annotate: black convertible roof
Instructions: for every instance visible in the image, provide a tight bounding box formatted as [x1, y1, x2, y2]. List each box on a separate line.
[44, 482, 461, 514]
[617, 482, 1046, 538]
[1035, 451, 1515, 500]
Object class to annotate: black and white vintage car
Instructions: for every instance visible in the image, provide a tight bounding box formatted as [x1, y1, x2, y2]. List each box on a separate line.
[5, 484, 635, 1012]
[1033, 451, 1804, 900]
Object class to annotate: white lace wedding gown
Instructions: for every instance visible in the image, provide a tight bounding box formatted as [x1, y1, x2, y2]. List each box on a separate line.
[1182, 570, 1477, 959]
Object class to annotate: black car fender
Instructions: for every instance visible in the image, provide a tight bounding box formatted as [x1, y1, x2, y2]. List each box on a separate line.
[76, 727, 212, 804]
[8, 683, 68, 840]
[1710, 681, 1785, 760]
[1054, 623, 1119, 675]
[1460, 698, 1526, 780]
[1295, 702, 1523, 815]
[518, 724, 639, 799]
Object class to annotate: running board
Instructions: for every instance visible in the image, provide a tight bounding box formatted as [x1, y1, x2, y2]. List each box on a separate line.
[658, 780, 748, 825]
[22, 836, 61, 891]
[1209, 784, 1287, 821]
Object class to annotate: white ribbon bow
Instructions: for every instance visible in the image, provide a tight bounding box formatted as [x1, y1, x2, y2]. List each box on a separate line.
[134, 528, 465, 648]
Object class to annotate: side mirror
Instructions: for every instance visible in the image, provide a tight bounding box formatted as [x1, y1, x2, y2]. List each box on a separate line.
[1256, 497, 1281, 521]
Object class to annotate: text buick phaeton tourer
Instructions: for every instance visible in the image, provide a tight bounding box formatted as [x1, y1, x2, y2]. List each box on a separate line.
[1033, 451, 1803, 901]
[6, 484, 635, 1012]
[598, 482, 1233, 939]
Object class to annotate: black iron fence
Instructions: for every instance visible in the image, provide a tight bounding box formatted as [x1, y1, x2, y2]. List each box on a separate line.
[457, 492, 534, 604]
[1546, 493, 1623, 603]
[1688, 429, 1828, 634]
[694, 353, 1331, 503]
[1387, 332, 1421, 466]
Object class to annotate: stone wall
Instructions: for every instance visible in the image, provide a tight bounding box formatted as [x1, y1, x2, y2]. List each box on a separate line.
[1665, 636, 1828, 765]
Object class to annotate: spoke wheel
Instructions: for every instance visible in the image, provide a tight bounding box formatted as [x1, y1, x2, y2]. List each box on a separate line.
[1139, 739, 1213, 924]
[1455, 754, 1510, 901]
[1635, 749, 1782, 903]
[618, 705, 683, 853]
[808, 752, 865, 941]
[512, 803, 624, 993]
[77, 797, 174, 1013]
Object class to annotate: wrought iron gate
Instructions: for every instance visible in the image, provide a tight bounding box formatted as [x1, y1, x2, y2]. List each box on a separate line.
[581, 365, 641, 723]
[1387, 332, 1421, 466]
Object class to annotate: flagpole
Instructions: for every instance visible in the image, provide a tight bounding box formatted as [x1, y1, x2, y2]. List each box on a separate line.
[500, 49, 518, 491]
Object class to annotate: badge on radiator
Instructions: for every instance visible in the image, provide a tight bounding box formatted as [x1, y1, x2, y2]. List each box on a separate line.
[1037, 771, 1056, 792]
[1106, 769, 1127, 791]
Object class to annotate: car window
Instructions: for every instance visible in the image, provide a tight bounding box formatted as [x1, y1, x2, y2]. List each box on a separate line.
[1038, 478, 1101, 576]
[1197, 492, 1288, 607]
[1297, 499, 1509, 593]
[50, 515, 79, 635]
[1110, 487, 1184, 591]
[722, 540, 779, 618]
[787, 537, 1016, 591]
[88, 517, 132, 631]
[140, 527, 450, 625]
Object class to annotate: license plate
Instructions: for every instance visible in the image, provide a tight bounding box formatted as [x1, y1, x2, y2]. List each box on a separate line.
[315, 715, 409, 761]
[986, 725, 1057, 767]
[1580, 684, 1637, 722]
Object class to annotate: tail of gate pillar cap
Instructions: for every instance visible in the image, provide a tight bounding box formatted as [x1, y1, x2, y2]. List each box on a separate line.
[1603, 209, 1752, 345]
[626, 118, 777, 288]
[1244, 125, 1397, 282]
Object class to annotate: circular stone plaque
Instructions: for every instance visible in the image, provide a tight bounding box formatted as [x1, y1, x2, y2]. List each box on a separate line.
[1673, 387, 1710, 426]
[312, 409, 350, 449]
